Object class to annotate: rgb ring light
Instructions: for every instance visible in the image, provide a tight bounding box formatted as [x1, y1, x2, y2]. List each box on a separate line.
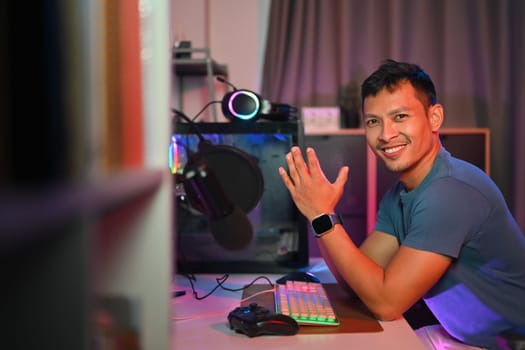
[224, 90, 261, 121]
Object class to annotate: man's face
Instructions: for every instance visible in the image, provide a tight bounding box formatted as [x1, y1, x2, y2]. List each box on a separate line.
[363, 81, 441, 182]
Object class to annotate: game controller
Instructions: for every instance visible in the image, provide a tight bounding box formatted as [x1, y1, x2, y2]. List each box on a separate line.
[227, 303, 299, 337]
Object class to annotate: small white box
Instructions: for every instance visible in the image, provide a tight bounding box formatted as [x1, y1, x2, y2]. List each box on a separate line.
[301, 107, 341, 133]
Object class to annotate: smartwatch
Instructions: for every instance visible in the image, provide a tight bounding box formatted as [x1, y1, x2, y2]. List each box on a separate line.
[311, 213, 343, 238]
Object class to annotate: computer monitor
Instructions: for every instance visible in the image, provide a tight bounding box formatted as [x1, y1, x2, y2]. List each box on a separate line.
[172, 121, 309, 273]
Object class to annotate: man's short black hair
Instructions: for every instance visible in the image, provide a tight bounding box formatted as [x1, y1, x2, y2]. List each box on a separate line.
[361, 59, 437, 109]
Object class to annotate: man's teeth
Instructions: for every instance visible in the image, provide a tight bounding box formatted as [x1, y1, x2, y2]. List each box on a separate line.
[384, 145, 404, 154]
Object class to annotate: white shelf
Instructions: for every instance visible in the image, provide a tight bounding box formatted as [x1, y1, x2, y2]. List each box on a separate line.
[0, 170, 163, 252]
[2, 1, 172, 349]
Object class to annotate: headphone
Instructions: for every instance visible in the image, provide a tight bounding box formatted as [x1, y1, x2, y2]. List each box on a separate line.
[218, 78, 297, 122]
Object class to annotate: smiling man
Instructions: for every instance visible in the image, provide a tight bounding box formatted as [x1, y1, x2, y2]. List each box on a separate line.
[279, 59, 525, 349]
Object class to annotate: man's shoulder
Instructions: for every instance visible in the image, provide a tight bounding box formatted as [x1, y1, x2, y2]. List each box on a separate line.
[432, 148, 490, 186]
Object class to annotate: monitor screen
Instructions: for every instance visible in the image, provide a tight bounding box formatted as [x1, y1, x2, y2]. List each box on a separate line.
[171, 121, 309, 273]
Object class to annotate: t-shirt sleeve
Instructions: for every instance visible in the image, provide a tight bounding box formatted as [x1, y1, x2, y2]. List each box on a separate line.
[374, 186, 400, 239]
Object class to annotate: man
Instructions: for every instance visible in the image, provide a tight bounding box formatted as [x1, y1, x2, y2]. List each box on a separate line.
[279, 59, 525, 349]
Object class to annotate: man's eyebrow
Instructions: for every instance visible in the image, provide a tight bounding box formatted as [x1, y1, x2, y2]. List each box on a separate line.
[364, 106, 410, 118]
[386, 107, 409, 116]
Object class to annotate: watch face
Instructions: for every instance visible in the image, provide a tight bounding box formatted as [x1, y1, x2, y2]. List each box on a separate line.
[312, 215, 333, 235]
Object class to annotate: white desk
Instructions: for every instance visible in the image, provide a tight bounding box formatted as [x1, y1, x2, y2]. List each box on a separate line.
[172, 260, 426, 350]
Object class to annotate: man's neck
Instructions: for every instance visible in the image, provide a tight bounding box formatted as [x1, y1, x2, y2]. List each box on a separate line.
[399, 140, 442, 191]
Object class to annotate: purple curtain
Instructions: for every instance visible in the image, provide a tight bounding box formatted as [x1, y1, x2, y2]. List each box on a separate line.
[261, 0, 525, 231]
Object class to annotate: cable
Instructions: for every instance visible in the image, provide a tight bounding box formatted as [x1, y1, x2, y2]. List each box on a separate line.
[172, 108, 206, 143]
[183, 273, 274, 300]
[172, 288, 275, 321]
[172, 273, 275, 322]
[190, 100, 222, 122]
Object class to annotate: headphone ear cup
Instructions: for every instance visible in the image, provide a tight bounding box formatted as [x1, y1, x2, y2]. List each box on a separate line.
[221, 91, 235, 121]
[221, 89, 262, 121]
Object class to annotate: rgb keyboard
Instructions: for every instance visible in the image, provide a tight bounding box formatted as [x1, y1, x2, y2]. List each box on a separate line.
[275, 280, 340, 326]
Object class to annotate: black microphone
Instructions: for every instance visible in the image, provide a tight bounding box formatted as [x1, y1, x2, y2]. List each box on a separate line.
[216, 76, 238, 91]
[183, 159, 253, 251]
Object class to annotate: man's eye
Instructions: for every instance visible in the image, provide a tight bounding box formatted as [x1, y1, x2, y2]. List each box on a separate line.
[395, 114, 408, 120]
[366, 119, 379, 126]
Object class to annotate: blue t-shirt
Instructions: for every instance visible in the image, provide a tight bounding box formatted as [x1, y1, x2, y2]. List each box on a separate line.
[375, 148, 525, 349]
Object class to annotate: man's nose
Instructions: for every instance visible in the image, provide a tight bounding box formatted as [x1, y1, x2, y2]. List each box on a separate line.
[379, 120, 399, 142]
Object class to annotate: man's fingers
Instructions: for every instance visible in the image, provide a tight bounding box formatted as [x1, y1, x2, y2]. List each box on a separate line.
[285, 151, 298, 182]
[304, 147, 325, 180]
[291, 147, 311, 176]
[278, 167, 295, 192]
[334, 166, 350, 189]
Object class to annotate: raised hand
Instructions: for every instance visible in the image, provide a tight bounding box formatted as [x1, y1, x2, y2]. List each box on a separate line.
[278, 146, 349, 222]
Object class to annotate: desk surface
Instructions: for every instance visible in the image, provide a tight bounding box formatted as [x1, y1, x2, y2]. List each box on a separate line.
[172, 259, 426, 350]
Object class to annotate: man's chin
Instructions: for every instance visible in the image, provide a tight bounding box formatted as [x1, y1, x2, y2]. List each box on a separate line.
[382, 159, 406, 173]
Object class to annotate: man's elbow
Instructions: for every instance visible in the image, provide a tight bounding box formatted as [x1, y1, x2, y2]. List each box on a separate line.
[370, 306, 404, 322]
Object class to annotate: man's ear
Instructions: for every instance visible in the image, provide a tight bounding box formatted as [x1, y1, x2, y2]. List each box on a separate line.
[429, 104, 444, 131]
